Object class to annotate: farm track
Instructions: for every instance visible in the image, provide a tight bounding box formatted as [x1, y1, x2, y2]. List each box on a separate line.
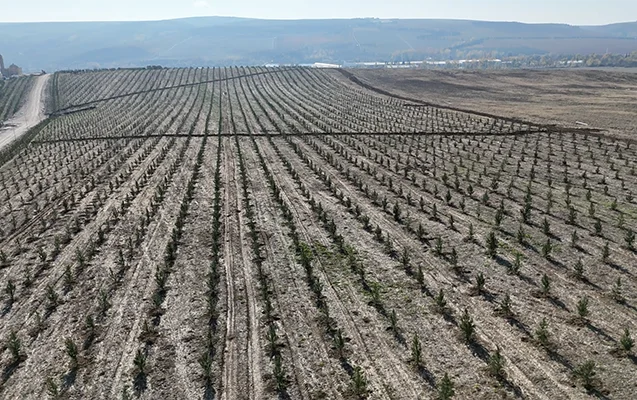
[2, 66, 637, 399]
[0, 74, 47, 151]
[219, 138, 263, 400]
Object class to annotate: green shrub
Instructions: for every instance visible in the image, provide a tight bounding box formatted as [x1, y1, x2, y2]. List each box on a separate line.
[352, 366, 367, 397]
[535, 318, 550, 348]
[573, 360, 597, 390]
[540, 274, 551, 297]
[485, 231, 498, 258]
[459, 309, 475, 343]
[620, 328, 634, 353]
[577, 297, 590, 322]
[411, 334, 422, 366]
[488, 347, 506, 380]
[437, 373, 455, 400]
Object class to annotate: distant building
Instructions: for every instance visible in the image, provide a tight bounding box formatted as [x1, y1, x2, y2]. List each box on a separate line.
[311, 63, 341, 69]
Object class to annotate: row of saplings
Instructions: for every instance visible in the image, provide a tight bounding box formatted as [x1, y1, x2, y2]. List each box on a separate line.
[253, 136, 374, 398]
[50, 138, 194, 397]
[2, 142, 175, 398]
[265, 135, 463, 398]
[197, 136, 223, 394]
[302, 133, 634, 361]
[275, 135, 636, 396]
[238, 83, 376, 395]
[234, 136, 289, 395]
[125, 137, 202, 397]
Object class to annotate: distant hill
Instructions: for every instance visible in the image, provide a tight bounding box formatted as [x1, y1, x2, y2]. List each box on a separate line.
[1, 17, 636, 71]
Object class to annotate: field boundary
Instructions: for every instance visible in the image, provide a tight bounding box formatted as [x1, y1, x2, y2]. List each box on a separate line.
[31, 130, 548, 144]
[336, 68, 607, 135]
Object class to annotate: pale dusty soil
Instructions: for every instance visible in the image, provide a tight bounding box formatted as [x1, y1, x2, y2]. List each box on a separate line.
[0, 74, 50, 151]
[2, 66, 637, 400]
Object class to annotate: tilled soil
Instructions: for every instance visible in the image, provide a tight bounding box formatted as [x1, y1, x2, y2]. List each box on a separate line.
[1, 66, 636, 400]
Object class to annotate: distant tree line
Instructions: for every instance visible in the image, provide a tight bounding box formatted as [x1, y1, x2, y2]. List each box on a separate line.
[384, 50, 637, 70]
[57, 66, 166, 74]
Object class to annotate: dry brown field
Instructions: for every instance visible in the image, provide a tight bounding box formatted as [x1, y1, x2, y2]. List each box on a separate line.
[349, 68, 637, 138]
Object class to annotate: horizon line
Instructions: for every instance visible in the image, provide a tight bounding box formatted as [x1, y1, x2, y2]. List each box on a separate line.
[0, 15, 636, 27]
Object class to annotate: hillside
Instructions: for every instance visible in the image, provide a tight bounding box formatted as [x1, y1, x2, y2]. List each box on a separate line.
[0, 17, 636, 71]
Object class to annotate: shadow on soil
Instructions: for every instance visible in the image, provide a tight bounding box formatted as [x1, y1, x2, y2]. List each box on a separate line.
[547, 258, 567, 270]
[507, 316, 532, 337]
[623, 302, 637, 314]
[442, 311, 457, 325]
[588, 387, 612, 400]
[1, 361, 20, 385]
[606, 261, 632, 276]
[479, 290, 497, 303]
[63, 368, 77, 389]
[417, 365, 436, 388]
[420, 285, 434, 298]
[203, 383, 216, 400]
[497, 375, 525, 399]
[573, 244, 590, 255]
[518, 273, 536, 286]
[586, 322, 615, 343]
[494, 255, 512, 270]
[579, 276, 602, 291]
[520, 240, 538, 253]
[1, 302, 12, 317]
[548, 296, 569, 311]
[389, 328, 407, 347]
[548, 349, 573, 370]
[134, 372, 147, 395]
[469, 341, 490, 363]
[340, 357, 355, 376]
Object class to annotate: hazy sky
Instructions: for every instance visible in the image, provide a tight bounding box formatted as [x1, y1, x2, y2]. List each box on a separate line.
[1, 0, 635, 25]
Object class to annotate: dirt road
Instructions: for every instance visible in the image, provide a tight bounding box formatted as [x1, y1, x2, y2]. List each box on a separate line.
[0, 74, 50, 151]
